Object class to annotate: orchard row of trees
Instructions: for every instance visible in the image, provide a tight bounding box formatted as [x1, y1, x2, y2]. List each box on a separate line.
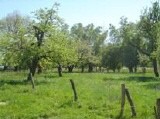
[106, 1, 160, 77]
[0, 2, 160, 77]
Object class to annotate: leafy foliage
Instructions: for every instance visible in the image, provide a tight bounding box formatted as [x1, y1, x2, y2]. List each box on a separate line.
[102, 45, 122, 72]
[0, 4, 77, 74]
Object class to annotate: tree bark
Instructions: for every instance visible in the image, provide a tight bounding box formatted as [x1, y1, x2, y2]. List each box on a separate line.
[152, 59, 159, 77]
[14, 66, 19, 72]
[117, 68, 121, 72]
[27, 72, 35, 89]
[58, 63, 62, 77]
[88, 63, 93, 72]
[134, 67, 137, 73]
[142, 67, 146, 73]
[67, 65, 74, 73]
[28, 25, 44, 77]
[99, 66, 102, 72]
[128, 67, 133, 73]
[27, 56, 39, 80]
[81, 65, 84, 73]
[30, 57, 39, 77]
[3, 66, 7, 71]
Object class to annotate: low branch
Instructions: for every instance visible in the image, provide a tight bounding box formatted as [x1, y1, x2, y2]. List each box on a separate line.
[128, 41, 150, 56]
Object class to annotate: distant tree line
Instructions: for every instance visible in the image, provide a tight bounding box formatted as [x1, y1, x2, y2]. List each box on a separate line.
[0, 1, 160, 77]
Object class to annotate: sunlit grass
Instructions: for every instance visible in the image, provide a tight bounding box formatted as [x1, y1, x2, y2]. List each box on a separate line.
[0, 71, 159, 118]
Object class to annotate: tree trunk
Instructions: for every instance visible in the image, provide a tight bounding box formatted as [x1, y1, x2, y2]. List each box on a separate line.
[142, 67, 146, 73]
[81, 65, 84, 73]
[27, 72, 32, 81]
[128, 67, 133, 73]
[27, 66, 36, 81]
[27, 57, 39, 81]
[30, 26, 44, 76]
[27, 72, 35, 89]
[88, 63, 93, 72]
[134, 67, 137, 73]
[14, 66, 19, 72]
[68, 65, 74, 73]
[30, 57, 39, 77]
[152, 59, 159, 77]
[58, 63, 62, 77]
[96, 66, 98, 72]
[99, 66, 102, 72]
[3, 66, 7, 71]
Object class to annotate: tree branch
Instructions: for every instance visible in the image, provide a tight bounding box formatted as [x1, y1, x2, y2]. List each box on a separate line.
[128, 41, 150, 56]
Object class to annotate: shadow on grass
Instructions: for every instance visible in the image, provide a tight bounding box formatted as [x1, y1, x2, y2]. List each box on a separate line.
[103, 76, 159, 82]
[0, 79, 56, 87]
[59, 100, 82, 109]
[0, 80, 26, 86]
[143, 82, 160, 90]
[127, 76, 159, 82]
[59, 100, 73, 108]
[43, 74, 59, 79]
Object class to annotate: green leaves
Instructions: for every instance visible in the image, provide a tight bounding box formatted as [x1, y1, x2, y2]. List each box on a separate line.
[0, 3, 77, 70]
[102, 45, 122, 72]
[70, 23, 107, 67]
[43, 31, 77, 65]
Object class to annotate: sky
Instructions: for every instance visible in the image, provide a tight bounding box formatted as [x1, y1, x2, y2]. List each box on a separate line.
[0, 0, 155, 28]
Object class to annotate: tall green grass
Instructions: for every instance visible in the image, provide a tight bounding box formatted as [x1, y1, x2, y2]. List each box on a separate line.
[0, 71, 159, 119]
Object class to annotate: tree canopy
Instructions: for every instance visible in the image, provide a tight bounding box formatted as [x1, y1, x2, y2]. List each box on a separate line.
[0, 1, 160, 77]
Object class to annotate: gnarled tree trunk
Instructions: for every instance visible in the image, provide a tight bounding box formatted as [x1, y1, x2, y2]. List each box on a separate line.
[67, 65, 74, 73]
[27, 57, 39, 81]
[58, 63, 62, 77]
[30, 57, 39, 77]
[88, 63, 93, 72]
[81, 64, 84, 73]
[152, 58, 159, 77]
[128, 67, 133, 73]
[134, 67, 137, 73]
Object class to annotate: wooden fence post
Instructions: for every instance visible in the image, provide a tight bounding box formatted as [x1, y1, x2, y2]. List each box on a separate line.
[155, 106, 158, 119]
[119, 84, 126, 117]
[70, 79, 78, 101]
[125, 88, 136, 117]
[156, 98, 160, 119]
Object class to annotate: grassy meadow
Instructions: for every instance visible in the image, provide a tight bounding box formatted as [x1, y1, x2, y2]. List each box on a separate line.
[0, 70, 159, 119]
